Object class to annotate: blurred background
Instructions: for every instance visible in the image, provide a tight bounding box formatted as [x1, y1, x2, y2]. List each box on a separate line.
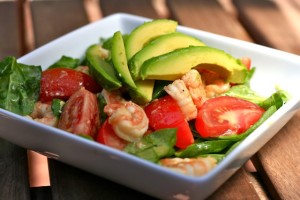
[1, 0, 300, 60]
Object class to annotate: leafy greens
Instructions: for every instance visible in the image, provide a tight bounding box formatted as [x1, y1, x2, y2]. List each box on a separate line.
[0, 56, 42, 115]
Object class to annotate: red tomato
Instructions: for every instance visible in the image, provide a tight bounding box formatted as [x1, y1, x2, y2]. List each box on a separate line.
[240, 57, 251, 70]
[195, 96, 265, 138]
[58, 88, 100, 138]
[96, 119, 128, 150]
[40, 68, 102, 102]
[145, 95, 194, 149]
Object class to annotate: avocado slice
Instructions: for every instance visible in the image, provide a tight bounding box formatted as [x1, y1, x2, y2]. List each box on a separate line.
[140, 46, 248, 84]
[111, 31, 136, 89]
[125, 19, 178, 60]
[129, 80, 154, 105]
[86, 44, 122, 90]
[129, 32, 205, 80]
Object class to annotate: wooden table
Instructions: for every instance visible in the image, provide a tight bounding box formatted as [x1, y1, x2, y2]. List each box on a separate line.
[1, 0, 300, 199]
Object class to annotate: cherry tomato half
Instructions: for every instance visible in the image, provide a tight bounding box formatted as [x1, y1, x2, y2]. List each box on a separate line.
[96, 119, 128, 150]
[145, 95, 194, 149]
[58, 88, 101, 138]
[40, 68, 102, 102]
[195, 96, 265, 138]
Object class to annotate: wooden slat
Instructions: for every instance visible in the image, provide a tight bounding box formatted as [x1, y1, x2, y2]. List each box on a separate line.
[0, 139, 31, 200]
[0, 1, 22, 59]
[49, 161, 155, 200]
[233, 0, 300, 55]
[251, 110, 300, 199]
[30, 0, 89, 48]
[208, 168, 261, 199]
[100, 0, 160, 19]
[166, 0, 252, 41]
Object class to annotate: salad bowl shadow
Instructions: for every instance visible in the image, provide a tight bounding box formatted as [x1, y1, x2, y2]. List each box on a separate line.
[1, 13, 300, 199]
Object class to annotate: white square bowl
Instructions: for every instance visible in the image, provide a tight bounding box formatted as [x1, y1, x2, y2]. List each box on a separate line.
[1, 13, 300, 199]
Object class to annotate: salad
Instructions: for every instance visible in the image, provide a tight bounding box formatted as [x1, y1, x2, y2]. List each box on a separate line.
[0, 19, 289, 177]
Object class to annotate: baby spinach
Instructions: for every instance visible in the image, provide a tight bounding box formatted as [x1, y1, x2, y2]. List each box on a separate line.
[48, 55, 80, 69]
[258, 90, 290, 110]
[124, 128, 177, 163]
[51, 98, 65, 118]
[224, 85, 266, 105]
[175, 140, 234, 158]
[0, 57, 41, 115]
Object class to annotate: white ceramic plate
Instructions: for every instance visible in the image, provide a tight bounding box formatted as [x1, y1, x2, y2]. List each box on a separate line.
[1, 13, 300, 200]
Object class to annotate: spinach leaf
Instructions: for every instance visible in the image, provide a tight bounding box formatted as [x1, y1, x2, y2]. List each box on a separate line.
[124, 128, 177, 163]
[97, 93, 108, 125]
[152, 80, 171, 99]
[48, 55, 80, 69]
[0, 57, 42, 115]
[51, 98, 65, 118]
[198, 154, 225, 163]
[258, 90, 290, 110]
[175, 140, 234, 158]
[224, 85, 266, 105]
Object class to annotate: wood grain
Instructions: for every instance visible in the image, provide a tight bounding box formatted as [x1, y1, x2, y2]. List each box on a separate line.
[166, 0, 252, 41]
[49, 161, 155, 200]
[252, 110, 300, 199]
[208, 168, 260, 200]
[30, 0, 89, 48]
[0, 139, 31, 200]
[100, 0, 160, 19]
[233, 0, 300, 55]
[0, 1, 22, 59]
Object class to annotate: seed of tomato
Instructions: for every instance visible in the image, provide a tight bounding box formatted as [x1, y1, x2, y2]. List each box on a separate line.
[40, 68, 102, 102]
[195, 96, 265, 138]
[58, 88, 101, 138]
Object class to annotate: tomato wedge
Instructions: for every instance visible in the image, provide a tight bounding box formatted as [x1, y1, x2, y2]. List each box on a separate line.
[144, 95, 194, 149]
[58, 88, 101, 138]
[195, 96, 265, 138]
[96, 119, 128, 150]
[40, 68, 102, 102]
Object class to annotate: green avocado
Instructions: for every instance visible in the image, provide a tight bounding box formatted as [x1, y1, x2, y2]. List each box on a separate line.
[86, 44, 122, 90]
[125, 19, 177, 104]
[125, 19, 178, 61]
[129, 32, 205, 80]
[111, 31, 136, 89]
[140, 46, 248, 84]
[129, 80, 155, 105]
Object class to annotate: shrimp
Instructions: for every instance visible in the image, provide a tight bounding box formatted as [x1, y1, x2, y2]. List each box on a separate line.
[103, 90, 149, 142]
[164, 79, 197, 121]
[181, 69, 207, 109]
[160, 157, 217, 176]
[29, 101, 58, 127]
[205, 79, 230, 98]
